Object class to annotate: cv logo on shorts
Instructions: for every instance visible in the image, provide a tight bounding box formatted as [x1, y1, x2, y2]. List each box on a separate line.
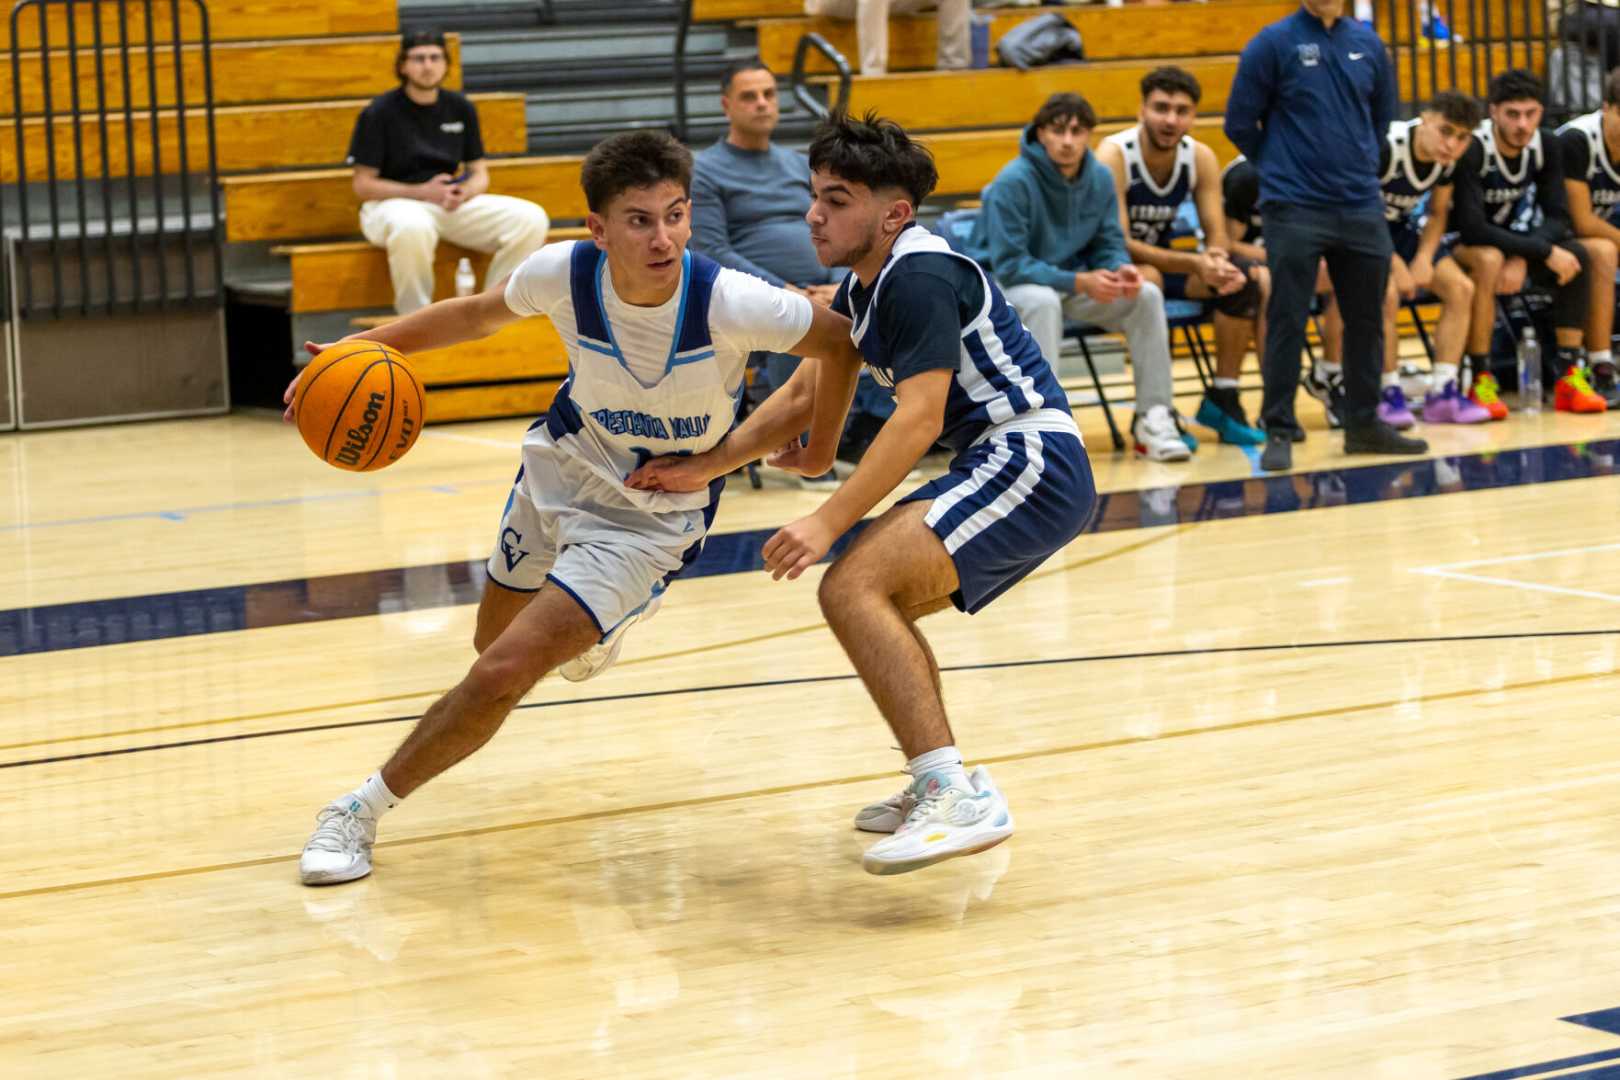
[500, 527, 529, 572]
[1298, 43, 1320, 67]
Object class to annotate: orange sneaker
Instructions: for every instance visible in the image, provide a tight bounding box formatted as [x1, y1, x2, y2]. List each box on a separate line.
[1467, 372, 1509, 421]
[1555, 365, 1608, 414]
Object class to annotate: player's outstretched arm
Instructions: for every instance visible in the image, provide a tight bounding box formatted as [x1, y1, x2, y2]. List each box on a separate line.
[762, 368, 949, 581]
[283, 279, 524, 420]
[626, 303, 862, 491]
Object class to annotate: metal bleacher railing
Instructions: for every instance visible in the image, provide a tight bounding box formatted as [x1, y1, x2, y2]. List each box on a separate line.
[6, 0, 222, 320]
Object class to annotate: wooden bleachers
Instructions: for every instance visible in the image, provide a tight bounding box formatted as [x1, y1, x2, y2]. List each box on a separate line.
[1, 34, 461, 116]
[759, 0, 1293, 75]
[0, 0, 395, 49]
[2, 92, 526, 183]
[223, 155, 586, 243]
[409, 319, 569, 422]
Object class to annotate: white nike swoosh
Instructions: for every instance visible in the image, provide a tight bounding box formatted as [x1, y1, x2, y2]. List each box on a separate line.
[1348, 52, 1366, 59]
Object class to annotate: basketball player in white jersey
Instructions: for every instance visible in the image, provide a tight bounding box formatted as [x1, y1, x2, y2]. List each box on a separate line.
[1096, 66, 1267, 446]
[1558, 68, 1620, 406]
[633, 113, 1096, 875]
[286, 131, 863, 886]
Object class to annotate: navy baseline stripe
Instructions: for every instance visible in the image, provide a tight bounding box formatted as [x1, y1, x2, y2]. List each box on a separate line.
[1, 437, 1617, 658]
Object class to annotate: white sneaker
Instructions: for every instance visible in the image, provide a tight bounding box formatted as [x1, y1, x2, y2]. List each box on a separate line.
[1132, 405, 1193, 462]
[559, 590, 662, 683]
[862, 767, 1014, 876]
[854, 763, 991, 833]
[299, 800, 376, 886]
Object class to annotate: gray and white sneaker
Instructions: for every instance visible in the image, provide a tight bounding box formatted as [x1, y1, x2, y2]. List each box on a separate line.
[299, 799, 377, 886]
[855, 764, 991, 833]
[559, 591, 662, 683]
[862, 766, 1014, 876]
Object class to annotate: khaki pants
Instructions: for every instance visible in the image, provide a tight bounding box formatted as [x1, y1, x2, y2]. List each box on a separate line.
[359, 193, 550, 314]
[802, 0, 971, 75]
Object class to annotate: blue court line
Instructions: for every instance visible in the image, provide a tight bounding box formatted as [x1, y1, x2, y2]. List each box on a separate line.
[1, 437, 1617, 659]
[1455, 1050, 1620, 1080]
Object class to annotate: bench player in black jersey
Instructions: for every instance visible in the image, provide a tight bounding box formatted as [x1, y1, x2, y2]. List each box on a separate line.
[1557, 68, 1620, 407]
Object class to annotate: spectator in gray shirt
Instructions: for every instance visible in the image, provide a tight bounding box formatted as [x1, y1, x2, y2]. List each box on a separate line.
[692, 59, 890, 468]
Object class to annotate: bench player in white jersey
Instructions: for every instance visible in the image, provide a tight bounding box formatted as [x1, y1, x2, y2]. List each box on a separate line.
[1558, 67, 1620, 406]
[289, 131, 863, 886]
[1375, 92, 1502, 426]
[1097, 66, 1267, 447]
[633, 113, 1096, 876]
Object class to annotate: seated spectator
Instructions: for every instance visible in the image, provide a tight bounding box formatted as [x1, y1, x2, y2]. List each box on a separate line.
[965, 92, 1192, 462]
[690, 60, 890, 473]
[1375, 92, 1502, 426]
[1097, 66, 1267, 446]
[346, 29, 550, 314]
[1557, 68, 1620, 407]
[1452, 69, 1611, 414]
[803, 0, 969, 77]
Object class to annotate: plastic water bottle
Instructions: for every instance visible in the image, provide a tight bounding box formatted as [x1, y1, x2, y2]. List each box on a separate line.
[454, 257, 476, 298]
[1518, 326, 1542, 414]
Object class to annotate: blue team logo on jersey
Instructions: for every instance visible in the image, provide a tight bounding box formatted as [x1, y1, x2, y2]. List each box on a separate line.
[500, 527, 529, 573]
[1298, 43, 1320, 67]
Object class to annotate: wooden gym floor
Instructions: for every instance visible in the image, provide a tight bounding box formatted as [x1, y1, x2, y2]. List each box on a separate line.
[4, 380, 1620, 1078]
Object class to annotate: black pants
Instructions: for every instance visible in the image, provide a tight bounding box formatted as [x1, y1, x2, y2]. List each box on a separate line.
[1260, 202, 1392, 432]
[1524, 238, 1590, 331]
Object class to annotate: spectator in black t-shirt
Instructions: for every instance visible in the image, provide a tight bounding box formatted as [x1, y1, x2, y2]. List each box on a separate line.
[346, 30, 550, 313]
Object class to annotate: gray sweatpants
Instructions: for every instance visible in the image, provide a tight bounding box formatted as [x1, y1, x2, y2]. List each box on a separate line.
[1002, 281, 1176, 414]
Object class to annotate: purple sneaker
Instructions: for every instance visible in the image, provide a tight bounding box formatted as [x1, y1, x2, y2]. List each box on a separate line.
[1377, 384, 1417, 429]
[1422, 380, 1491, 424]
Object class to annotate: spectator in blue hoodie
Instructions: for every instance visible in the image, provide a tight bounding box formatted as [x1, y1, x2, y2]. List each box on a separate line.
[966, 92, 1191, 463]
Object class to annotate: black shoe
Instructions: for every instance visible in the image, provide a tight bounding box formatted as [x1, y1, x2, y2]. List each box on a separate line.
[1287, 420, 1307, 443]
[1591, 361, 1620, 410]
[1260, 430, 1293, 472]
[1343, 419, 1429, 456]
[1302, 366, 1345, 429]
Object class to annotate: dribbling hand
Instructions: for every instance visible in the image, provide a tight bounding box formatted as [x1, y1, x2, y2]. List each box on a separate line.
[283, 340, 337, 422]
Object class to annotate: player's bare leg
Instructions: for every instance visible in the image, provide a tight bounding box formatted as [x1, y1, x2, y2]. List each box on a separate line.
[299, 583, 599, 884]
[820, 502, 1014, 874]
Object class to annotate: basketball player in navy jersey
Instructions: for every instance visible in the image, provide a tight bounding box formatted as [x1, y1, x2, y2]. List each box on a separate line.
[1558, 68, 1620, 407]
[632, 113, 1095, 876]
[1452, 69, 1613, 414]
[1097, 66, 1267, 446]
[286, 131, 865, 886]
[1376, 92, 1502, 425]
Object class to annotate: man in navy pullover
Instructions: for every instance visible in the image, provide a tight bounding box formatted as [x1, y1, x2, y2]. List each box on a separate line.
[1225, 0, 1427, 469]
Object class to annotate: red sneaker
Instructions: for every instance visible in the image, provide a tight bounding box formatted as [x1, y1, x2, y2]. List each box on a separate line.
[1555, 366, 1608, 414]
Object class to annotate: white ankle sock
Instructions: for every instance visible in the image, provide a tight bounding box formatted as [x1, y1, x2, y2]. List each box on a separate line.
[907, 746, 969, 790]
[1432, 363, 1459, 391]
[346, 772, 400, 819]
[1381, 370, 1400, 389]
[1591, 349, 1613, 367]
[1316, 361, 1342, 378]
[1213, 376, 1240, 390]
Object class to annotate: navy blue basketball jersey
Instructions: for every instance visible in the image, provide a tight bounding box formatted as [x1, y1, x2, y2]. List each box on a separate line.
[1473, 119, 1544, 230]
[1558, 111, 1620, 224]
[1379, 118, 1454, 228]
[1103, 127, 1196, 248]
[833, 226, 1074, 455]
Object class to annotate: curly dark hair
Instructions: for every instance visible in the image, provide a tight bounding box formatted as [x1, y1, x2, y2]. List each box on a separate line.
[1140, 65, 1202, 105]
[807, 110, 937, 207]
[1425, 90, 1483, 130]
[580, 130, 693, 213]
[1487, 68, 1544, 106]
[1031, 92, 1096, 133]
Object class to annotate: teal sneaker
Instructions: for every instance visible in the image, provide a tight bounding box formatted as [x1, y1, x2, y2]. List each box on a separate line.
[1195, 391, 1266, 445]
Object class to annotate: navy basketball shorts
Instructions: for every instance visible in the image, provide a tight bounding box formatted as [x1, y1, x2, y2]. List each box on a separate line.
[1390, 225, 1458, 267]
[899, 425, 1097, 614]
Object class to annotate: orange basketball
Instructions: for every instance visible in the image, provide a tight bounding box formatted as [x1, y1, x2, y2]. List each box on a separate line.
[294, 341, 425, 472]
